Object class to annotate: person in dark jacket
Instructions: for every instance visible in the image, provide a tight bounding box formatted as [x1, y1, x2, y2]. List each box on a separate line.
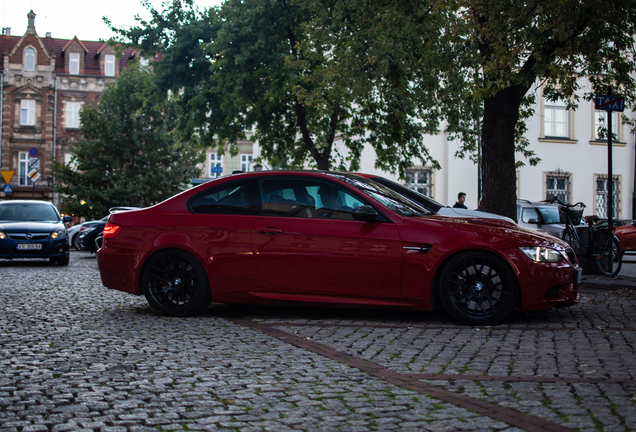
[453, 192, 467, 209]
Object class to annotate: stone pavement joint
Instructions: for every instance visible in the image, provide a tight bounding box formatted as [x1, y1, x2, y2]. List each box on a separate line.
[228, 318, 577, 432]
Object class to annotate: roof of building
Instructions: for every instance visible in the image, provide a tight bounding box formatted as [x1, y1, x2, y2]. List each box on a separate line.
[0, 33, 138, 75]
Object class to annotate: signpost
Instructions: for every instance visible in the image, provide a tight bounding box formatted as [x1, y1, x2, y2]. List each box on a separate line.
[1, 170, 14, 196]
[28, 168, 41, 198]
[594, 95, 625, 229]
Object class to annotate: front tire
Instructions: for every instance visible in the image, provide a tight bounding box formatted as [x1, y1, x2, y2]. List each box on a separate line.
[141, 249, 212, 316]
[438, 251, 519, 326]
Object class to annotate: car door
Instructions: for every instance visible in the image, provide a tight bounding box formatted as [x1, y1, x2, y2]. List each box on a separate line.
[251, 177, 403, 297]
[184, 179, 263, 284]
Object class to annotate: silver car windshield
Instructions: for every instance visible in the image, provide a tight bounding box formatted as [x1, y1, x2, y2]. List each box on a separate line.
[335, 175, 431, 217]
[537, 206, 561, 224]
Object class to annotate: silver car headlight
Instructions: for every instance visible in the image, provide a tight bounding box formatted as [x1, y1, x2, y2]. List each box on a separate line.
[51, 229, 67, 240]
[519, 247, 563, 263]
[0, 231, 5, 240]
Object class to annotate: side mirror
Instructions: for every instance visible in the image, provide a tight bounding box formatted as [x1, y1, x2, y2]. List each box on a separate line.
[63, 215, 73, 223]
[527, 218, 539, 224]
[352, 205, 379, 222]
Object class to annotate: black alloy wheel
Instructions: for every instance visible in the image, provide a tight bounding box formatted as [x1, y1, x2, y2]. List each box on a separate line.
[439, 251, 519, 326]
[141, 249, 212, 316]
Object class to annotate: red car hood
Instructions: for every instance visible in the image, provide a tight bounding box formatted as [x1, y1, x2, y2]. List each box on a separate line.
[403, 215, 569, 250]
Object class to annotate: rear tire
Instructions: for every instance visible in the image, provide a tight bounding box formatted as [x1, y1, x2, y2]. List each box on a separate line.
[141, 249, 212, 316]
[438, 251, 519, 326]
[592, 231, 622, 277]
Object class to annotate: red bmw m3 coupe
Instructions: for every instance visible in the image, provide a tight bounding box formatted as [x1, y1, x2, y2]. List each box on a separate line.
[97, 171, 580, 325]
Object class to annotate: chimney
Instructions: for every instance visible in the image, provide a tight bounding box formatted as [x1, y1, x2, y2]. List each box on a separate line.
[46, 32, 51, 38]
[27, 10, 36, 32]
[2, 27, 10, 36]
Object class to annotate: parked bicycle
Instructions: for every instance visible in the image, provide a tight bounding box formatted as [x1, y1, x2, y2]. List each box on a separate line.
[546, 197, 622, 277]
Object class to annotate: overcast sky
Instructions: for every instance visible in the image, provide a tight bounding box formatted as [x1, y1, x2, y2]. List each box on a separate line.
[0, 0, 225, 42]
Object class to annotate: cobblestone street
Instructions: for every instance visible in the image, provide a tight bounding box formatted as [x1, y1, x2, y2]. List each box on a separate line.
[1, 252, 636, 432]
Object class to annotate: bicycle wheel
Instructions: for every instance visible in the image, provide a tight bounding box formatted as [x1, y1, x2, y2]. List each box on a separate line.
[592, 230, 622, 277]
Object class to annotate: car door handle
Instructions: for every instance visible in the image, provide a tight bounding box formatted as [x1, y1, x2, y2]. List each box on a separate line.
[257, 227, 284, 235]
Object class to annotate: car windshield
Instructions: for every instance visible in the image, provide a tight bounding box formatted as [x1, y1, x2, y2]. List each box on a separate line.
[370, 177, 444, 213]
[0, 203, 60, 222]
[335, 175, 431, 217]
[537, 206, 561, 224]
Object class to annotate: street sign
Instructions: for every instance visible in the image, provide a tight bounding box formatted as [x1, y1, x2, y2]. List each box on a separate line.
[1, 170, 14, 184]
[211, 167, 223, 173]
[29, 157, 40, 169]
[29, 147, 39, 158]
[28, 169, 41, 182]
[3, 184, 12, 194]
[595, 95, 625, 112]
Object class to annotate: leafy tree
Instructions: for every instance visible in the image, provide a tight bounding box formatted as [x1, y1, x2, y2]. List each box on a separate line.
[53, 65, 202, 220]
[299, 0, 636, 219]
[108, 0, 443, 172]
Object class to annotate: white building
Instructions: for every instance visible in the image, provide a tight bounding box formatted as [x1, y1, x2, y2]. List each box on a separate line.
[345, 78, 636, 219]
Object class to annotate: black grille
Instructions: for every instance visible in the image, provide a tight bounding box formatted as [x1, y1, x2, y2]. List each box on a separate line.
[7, 233, 50, 241]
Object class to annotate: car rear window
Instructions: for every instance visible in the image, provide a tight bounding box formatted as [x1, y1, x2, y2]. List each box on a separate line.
[189, 180, 260, 215]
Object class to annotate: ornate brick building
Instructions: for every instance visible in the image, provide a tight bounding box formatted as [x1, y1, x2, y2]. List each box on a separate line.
[0, 10, 136, 202]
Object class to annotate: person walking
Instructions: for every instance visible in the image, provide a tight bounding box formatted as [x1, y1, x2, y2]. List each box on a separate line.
[453, 192, 467, 209]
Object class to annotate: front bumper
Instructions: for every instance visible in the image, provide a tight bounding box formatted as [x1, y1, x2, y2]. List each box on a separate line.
[0, 238, 69, 260]
[501, 247, 581, 311]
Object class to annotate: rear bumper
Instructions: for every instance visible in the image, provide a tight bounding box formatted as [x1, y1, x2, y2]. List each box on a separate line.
[97, 244, 144, 295]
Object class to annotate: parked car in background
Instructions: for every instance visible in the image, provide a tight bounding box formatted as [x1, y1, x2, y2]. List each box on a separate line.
[98, 171, 580, 326]
[77, 220, 107, 252]
[0, 200, 71, 265]
[516, 200, 580, 239]
[67, 216, 108, 249]
[355, 174, 515, 223]
[614, 222, 636, 255]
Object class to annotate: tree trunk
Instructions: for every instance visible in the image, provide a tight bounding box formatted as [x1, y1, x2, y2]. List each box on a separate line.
[481, 85, 528, 222]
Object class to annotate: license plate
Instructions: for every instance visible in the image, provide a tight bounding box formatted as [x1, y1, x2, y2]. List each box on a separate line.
[575, 267, 583, 284]
[17, 243, 42, 250]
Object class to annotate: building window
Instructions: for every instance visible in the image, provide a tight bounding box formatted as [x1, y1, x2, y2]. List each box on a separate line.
[240, 154, 253, 172]
[545, 170, 571, 204]
[594, 110, 619, 140]
[20, 99, 36, 125]
[19, 152, 30, 186]
[24, 47, 35, 71]
[105, 54, 115, 76]
[210, 153, 223, 178]
[65, 102, 81, 128]
[69, 52, 80, 74]
[544, 98, 569, 138]
[595, 174, 621, 218]
[404, 168, 434, 197]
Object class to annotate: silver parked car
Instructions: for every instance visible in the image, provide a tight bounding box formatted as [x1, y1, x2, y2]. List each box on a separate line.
[516, 200, 580, 239]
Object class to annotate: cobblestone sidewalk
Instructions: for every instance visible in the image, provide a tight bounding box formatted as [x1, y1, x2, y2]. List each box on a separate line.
[0, 252, 635, 432]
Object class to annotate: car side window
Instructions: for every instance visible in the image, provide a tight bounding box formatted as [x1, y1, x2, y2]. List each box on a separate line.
[190, 180, 260, 215]
[521, 208, 541, 223]
[262, 178, 365, 220]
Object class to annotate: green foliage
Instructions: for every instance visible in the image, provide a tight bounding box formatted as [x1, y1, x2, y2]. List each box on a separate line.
[53, 66, 202, 219]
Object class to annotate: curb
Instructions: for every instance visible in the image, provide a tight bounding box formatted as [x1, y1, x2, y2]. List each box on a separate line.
[580, 276, 636, 291]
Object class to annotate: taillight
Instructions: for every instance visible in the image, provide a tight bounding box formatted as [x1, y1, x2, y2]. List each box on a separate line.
[103, 222, 121, 239]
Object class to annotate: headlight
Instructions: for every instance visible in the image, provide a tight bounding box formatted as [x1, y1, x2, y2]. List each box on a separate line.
[0, 231, 5, 240]
[51, 229, 67, 239]
[519, 247, 563, 263]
